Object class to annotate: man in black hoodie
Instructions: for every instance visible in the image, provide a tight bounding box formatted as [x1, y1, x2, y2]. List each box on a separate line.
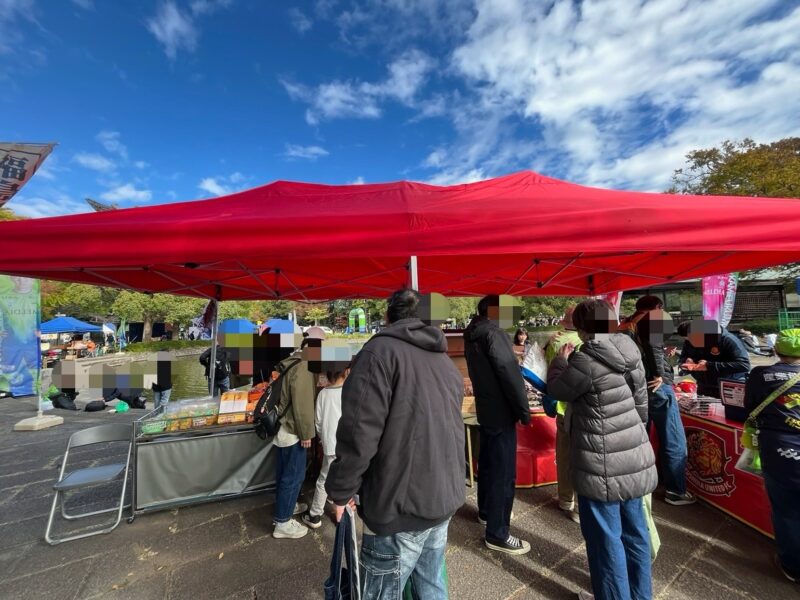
[326, 289, 465, 599]
[464, 295, 532, 555]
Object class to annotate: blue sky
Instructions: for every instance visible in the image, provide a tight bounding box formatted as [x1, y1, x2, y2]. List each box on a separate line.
[1, 0, 799, 217]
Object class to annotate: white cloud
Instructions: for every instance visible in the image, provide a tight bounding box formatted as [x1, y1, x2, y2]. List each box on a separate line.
[101, 183, 152, 203]
[410, 0, 800, 190]
[198, 177, 230, 196]
[190, 0, 233, 16]
[349, 176, 366, 185]
[147, 1, 199, 60]
[72, 0, 93, 9]
[0, 0, 36, 57]
[288, 8, 312, 33]
[96, 130, 128, 160]
[283, 49, 435, 124]
[284, 144, 330, 160]
[8, 190, 87, 218]
[228, 171, 245, 183]
[134, 160, 150, 169]
[73, 152, 116, 172]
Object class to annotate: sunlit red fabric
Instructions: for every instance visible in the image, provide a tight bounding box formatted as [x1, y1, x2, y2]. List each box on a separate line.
[1, 171, 799, 300]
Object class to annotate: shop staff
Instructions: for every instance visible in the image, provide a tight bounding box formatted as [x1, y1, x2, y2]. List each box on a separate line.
[678, 319, 750, 397]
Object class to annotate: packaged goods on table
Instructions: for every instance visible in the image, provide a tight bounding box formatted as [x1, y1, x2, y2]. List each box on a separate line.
[159, 398, 219, 432]
[218, 391, 248, 424]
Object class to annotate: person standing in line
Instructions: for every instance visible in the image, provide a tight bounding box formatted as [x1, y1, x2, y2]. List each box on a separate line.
[199, 344, 232, 396]
[549, 299, 657, 600]
[545, 306, 582, 524]
[326, 289, 465, 598]
[744, 329, 800, 584]
[620, 296, 694, 507]
[303, 366, 349, 529]
[464, 295, 532, 555]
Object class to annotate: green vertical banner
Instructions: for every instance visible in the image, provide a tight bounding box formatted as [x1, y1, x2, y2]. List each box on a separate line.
[0, 276, 41, 397]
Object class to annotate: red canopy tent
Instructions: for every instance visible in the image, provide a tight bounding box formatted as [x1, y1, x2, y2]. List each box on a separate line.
[1, 171, 799, 300]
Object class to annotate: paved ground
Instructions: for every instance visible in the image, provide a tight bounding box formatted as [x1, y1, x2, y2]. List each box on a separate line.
[1, 395, 797, 600]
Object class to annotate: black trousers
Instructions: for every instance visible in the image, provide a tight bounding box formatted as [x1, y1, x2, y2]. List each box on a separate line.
[477, 423, 517, 542]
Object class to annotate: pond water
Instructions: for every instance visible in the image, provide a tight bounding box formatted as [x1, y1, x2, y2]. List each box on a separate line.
[144, 355, 210, 401]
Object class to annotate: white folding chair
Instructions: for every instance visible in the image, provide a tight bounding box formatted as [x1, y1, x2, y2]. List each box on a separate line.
[44, 423, 133, 545]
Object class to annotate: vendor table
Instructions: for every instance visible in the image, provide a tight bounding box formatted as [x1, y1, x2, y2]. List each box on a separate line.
[130, 412, 276, 519]
[678, 401, 773, 538]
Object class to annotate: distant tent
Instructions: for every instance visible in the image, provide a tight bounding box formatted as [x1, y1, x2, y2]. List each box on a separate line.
[218, 319, 257, 334]
[261, 319, 301, 334]
[41, 316, 102, 334]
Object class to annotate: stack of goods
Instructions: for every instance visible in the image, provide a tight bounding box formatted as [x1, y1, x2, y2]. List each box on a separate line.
[524, 380, 543, 410]
[141, 399, 219, 434]
[673, 378, 698, 411]
[218, 391, 248, 424]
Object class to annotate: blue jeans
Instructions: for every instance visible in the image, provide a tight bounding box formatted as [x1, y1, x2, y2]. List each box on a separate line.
[153, 387, 171, 410]
[578, 496, 652, 600]
[763, 472, 800, 578]
[274, 442, 307, 523]
[477, 424, 517, 542]
[208, 375, 230, 397]
[649, 385, 687, 495]
[361, 518, 449, 600]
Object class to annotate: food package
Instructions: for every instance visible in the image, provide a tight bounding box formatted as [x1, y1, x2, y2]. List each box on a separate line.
[462, 396, 476, 415]
[141, 419, 167, 435]
[217, 413, 246, 425]
[521, 342, 548, 391]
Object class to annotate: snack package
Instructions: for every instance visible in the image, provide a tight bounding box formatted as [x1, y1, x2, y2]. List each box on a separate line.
[521, 342, 548, 391]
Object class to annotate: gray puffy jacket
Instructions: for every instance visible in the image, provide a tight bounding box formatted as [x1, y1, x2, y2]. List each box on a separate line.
[548, 333, 657, 502]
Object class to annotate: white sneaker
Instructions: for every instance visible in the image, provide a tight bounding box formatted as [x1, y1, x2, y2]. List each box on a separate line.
[577, 591, 595, 600]
[558, 500, 574, 511]
[293, 502, 308, 515]
[273, 519, 308, 539]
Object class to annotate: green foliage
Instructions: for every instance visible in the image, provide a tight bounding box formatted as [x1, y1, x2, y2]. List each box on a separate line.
[304, 304, 330, 325]
[520, 296, 583, 319]
[124, 340, 211, 353]
[447, 297, 478, 323]
[669, 137, 800, 280]
[41, 282, 120, 321]
[217, 301, 252, 321]
[112, 291, 204, 341]
[249, 300, 295, 321]
[736, 318, 779, 336]
[0, 207, 24, 221]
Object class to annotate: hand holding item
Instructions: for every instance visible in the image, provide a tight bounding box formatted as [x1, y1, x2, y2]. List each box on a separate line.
[665, 346, 678, 357]
[300, 439, 312, 449]
[681, 359, 708, 372]
[335, 498, 357, 522]
[647, 376, 663, 392]
[559, 343, 575, 359]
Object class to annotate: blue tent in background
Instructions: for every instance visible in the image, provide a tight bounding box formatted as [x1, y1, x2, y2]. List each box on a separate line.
[262, 319, 301, 334]
[41, 316, 102, 335]
[218, 319, 257, 334]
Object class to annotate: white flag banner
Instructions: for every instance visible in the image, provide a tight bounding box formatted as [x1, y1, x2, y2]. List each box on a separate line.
[0, 143, 55, 208]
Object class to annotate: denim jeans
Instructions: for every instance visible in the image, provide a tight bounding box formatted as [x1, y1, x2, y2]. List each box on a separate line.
[208, 375, 230, 397]
[477, 424, 517, 542]
[578, 495, 652, 600]
[361, 518, 450, 600]
[763, 472, 800, 578]
[274, 442, 307, 523]
[649, 384, 688, 495]
[153, 387, 171, 410]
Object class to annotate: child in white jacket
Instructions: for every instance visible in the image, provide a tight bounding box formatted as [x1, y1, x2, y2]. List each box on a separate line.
[303, 368, 349, 528]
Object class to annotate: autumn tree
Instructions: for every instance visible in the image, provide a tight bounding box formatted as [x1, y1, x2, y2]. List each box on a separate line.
[305, 304, 330, 326]
[112, 292, 203, 342]
[669, 137, 800, 279]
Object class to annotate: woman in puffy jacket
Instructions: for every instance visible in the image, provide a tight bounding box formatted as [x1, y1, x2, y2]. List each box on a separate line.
[549, 299, 658, 600]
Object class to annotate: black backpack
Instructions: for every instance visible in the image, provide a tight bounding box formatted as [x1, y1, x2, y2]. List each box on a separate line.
[253, 358, 302, 440]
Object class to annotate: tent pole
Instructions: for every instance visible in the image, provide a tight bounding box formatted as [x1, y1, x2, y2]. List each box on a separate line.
[209, 299, 219, 397]
[409, 256, 419, 291]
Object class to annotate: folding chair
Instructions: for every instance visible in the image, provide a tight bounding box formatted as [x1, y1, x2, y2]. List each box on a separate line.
[44, 423, 133, 545]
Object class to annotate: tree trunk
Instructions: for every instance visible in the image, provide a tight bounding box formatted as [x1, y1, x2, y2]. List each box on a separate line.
[142, 315, 153, 342]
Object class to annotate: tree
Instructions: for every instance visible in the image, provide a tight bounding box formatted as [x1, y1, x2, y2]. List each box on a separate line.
[305, 304, 330, 326]
[249, 300, 295, 322]
[0, 207, 24, 221]
[669, 137, 800, 280]
[447, 297, 478, 324]
[41, 282, 120, 321]
[112, 292, 202, 342]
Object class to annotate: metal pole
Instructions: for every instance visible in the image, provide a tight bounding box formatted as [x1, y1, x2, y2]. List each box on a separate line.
[208, 299, 219, 397]
[409, 256, 419, 291]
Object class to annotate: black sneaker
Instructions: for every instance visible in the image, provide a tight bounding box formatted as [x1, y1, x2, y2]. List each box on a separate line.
[665, 491, 696, 506]
[485, 534, 531, 555]
[775, 554, 799, 583]
[302, 512, 322, 529]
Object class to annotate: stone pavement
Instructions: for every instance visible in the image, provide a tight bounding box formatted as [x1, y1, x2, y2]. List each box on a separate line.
[1, 397, 797, 600]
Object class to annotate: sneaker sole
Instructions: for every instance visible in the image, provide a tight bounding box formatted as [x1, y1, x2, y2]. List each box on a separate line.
[484, 540, 531, 555]
[665, 497, 696, 506]
[303, 519, 322, 529]
[273, 530, 309, 539]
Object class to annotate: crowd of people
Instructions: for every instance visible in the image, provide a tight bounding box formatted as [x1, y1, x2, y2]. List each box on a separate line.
[175, 289, 797, 599]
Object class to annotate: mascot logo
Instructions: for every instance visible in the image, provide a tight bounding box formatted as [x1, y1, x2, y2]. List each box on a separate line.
[685, 427, 736, 496]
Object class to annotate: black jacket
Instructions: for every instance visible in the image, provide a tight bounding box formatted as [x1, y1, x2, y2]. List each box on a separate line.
[326, 318, 465, 536]
[620, 312, 673, 386]
[679, 330, 750, 397]
[464, 316, 530, 428]
[199, 347, 231, 381]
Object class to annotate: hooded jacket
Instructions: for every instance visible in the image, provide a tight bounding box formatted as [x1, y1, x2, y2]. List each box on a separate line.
[548, 333, 658, 502]
[463, 316, 531, 428]
[679, 330, 750, 397]
[325, 318, 465, 536]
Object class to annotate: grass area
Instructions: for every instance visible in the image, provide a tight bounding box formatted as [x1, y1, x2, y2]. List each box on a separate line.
[735, 318, 780, 335]
[124, 340, 211, 353]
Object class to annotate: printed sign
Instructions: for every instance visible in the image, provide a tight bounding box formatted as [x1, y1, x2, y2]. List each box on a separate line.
[685, 426, 736, 496]
[0, 143, 55, 208]
[702, 273, 738, 329]
[0, 276, 41, 396]
[720, 380, 746, 408]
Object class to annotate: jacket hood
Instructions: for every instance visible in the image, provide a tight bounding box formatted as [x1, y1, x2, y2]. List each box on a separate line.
[464, 315, 496, 343]
[581, 333, 640, 374]
[374, 318, 447, 352]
